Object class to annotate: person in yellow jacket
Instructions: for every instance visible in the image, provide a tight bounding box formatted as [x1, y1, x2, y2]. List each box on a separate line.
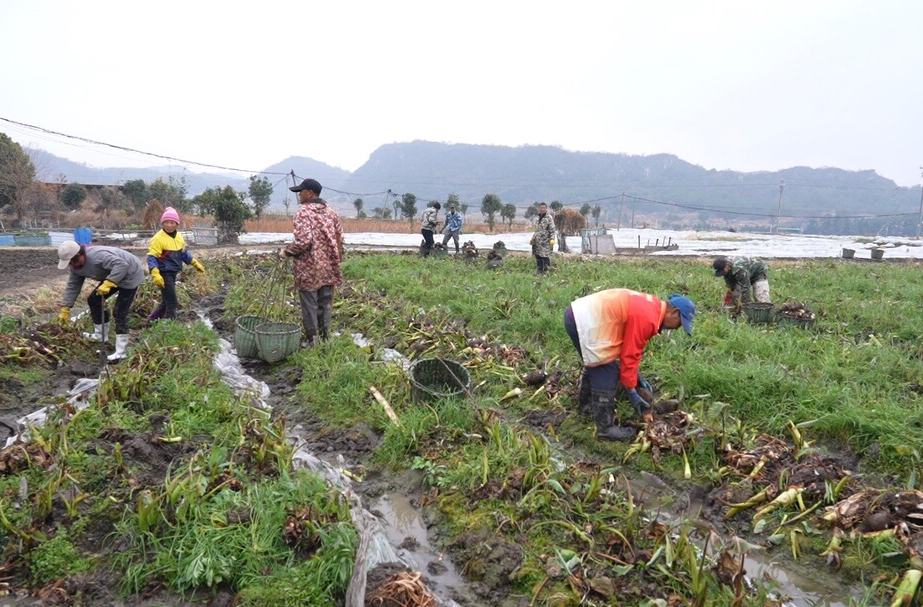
[146, 207, 205, 320]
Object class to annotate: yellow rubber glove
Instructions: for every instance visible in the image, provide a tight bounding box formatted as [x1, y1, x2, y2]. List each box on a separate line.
[191, 259, 205, 274]
[58, 307, 70, 324]
[151, 268, 165, 289]
[96, 280, 117, 297]
[549, 238, 556, 248]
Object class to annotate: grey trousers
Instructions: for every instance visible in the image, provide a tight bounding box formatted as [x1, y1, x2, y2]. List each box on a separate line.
[442, 230, 460, 250]
[298, 285, 334, 341]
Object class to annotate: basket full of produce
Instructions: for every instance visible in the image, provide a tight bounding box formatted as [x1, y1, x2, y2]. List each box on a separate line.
[776, 300, 816, 328]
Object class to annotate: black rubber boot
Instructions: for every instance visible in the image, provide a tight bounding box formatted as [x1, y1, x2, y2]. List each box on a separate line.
[577, 371, 592, 416]
[591, 390, 638, 442]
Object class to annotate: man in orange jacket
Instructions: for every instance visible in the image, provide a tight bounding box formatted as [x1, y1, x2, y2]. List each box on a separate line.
[563, 289, 695, 441]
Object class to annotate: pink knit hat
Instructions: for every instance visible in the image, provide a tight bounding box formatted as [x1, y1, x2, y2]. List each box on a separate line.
[160, 207, 180, 224]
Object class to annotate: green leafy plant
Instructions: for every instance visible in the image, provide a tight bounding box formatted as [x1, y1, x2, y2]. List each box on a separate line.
[30, 529, 89, 585]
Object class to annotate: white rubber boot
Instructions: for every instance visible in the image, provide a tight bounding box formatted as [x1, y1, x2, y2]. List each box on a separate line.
[107, 334, 129, 363]
[83, 324, 105, 341]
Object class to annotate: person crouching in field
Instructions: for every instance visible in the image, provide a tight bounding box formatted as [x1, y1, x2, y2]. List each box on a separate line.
[564, 289, 695, 442]
[57, 240, 145, 362]
[147, 207, 205, 321]
[712, 256, 770, 307]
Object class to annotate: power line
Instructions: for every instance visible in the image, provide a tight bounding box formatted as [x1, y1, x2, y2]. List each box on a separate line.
[0, 115, 291, 177]
[4, 116, 918, 223]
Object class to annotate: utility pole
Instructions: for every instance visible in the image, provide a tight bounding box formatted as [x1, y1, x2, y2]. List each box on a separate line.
[774, 180, 785, 234]
[617, 192, 625, 230]
[917, 167, 923, 239]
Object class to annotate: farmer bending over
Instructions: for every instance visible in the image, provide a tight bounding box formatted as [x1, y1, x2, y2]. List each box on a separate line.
[563, 289, 695, 442]
[57, 240, 145, 362]
[712, 256, 770, 307]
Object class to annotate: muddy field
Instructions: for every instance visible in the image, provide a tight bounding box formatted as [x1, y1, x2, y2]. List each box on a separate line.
[2, 250, 921, 606]
[0, 258, 474, 606]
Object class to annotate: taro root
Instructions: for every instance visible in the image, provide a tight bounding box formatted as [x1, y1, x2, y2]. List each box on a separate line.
[777, 300, 816, 321]
[521, 369, 547, 386]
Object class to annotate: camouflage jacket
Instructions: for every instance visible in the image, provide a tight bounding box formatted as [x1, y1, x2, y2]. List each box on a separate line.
[421, 207, 439, 231]
[284, 199, 344, 292]
[531, 213, 556, 257]
[724, 256, 769, 304]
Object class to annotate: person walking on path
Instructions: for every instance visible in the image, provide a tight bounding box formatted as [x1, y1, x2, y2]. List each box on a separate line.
[56, 240, 145, 362]
[281, 178, 344, 346]
[563, 289, 695, 441]
[146, 207, 205, 321]
[530, 202, 556, 273]
[712, 256, 770, 307]
[441, 203, 464, 253]
[420, 202, 441, 257]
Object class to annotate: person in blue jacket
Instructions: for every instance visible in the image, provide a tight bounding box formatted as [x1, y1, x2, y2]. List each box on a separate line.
[146, 207, 205, 320]
[441, 203, 464, 253]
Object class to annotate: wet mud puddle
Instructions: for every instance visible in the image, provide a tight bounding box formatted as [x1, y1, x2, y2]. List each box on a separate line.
[371, 493, 468, 597]
[632, 472, 860, 607]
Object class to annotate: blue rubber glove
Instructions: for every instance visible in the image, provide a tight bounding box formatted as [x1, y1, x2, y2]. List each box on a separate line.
[627, 388, 653, 422]
[627, 388, 646, 407]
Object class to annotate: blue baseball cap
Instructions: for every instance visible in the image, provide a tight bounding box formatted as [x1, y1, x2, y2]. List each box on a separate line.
[668, 294, 695, 335]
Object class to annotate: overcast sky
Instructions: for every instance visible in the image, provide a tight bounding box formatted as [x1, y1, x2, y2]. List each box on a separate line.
[1, 1, 921, 186]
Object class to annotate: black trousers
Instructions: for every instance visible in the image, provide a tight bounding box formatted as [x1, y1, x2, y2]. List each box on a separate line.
[88, 286, 138, 335]
[154, 271, 179, 319]
[421, 229, 435, 254]
[536, 256, 551, 273]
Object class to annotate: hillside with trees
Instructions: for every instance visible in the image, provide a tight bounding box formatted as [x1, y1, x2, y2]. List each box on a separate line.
[7, 133, 923, 235]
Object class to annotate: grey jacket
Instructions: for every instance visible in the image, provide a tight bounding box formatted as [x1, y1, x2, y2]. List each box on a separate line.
[61, 246, 145, 307]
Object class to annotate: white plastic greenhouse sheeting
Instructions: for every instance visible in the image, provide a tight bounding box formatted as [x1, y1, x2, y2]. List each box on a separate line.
[237, 228, 923, 259]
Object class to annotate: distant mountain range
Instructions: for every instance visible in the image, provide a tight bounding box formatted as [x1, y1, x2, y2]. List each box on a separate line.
[27, 141, 922, 231]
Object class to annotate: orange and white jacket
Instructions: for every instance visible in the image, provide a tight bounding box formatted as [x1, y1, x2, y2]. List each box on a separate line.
[570, 289, 666, 389]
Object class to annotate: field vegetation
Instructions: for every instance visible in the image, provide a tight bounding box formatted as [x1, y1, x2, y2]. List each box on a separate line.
[225, 252, 923, 605]
[1, 252, 922, 606]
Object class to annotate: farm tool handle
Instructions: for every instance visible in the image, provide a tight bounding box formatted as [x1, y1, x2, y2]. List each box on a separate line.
[436, 358, 473, 399]
[98, 295, 109, 366]
[256, 261, 291, 322]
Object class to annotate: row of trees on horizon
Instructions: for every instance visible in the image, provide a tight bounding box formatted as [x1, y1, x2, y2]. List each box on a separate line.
[3, 132, 921, 238]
